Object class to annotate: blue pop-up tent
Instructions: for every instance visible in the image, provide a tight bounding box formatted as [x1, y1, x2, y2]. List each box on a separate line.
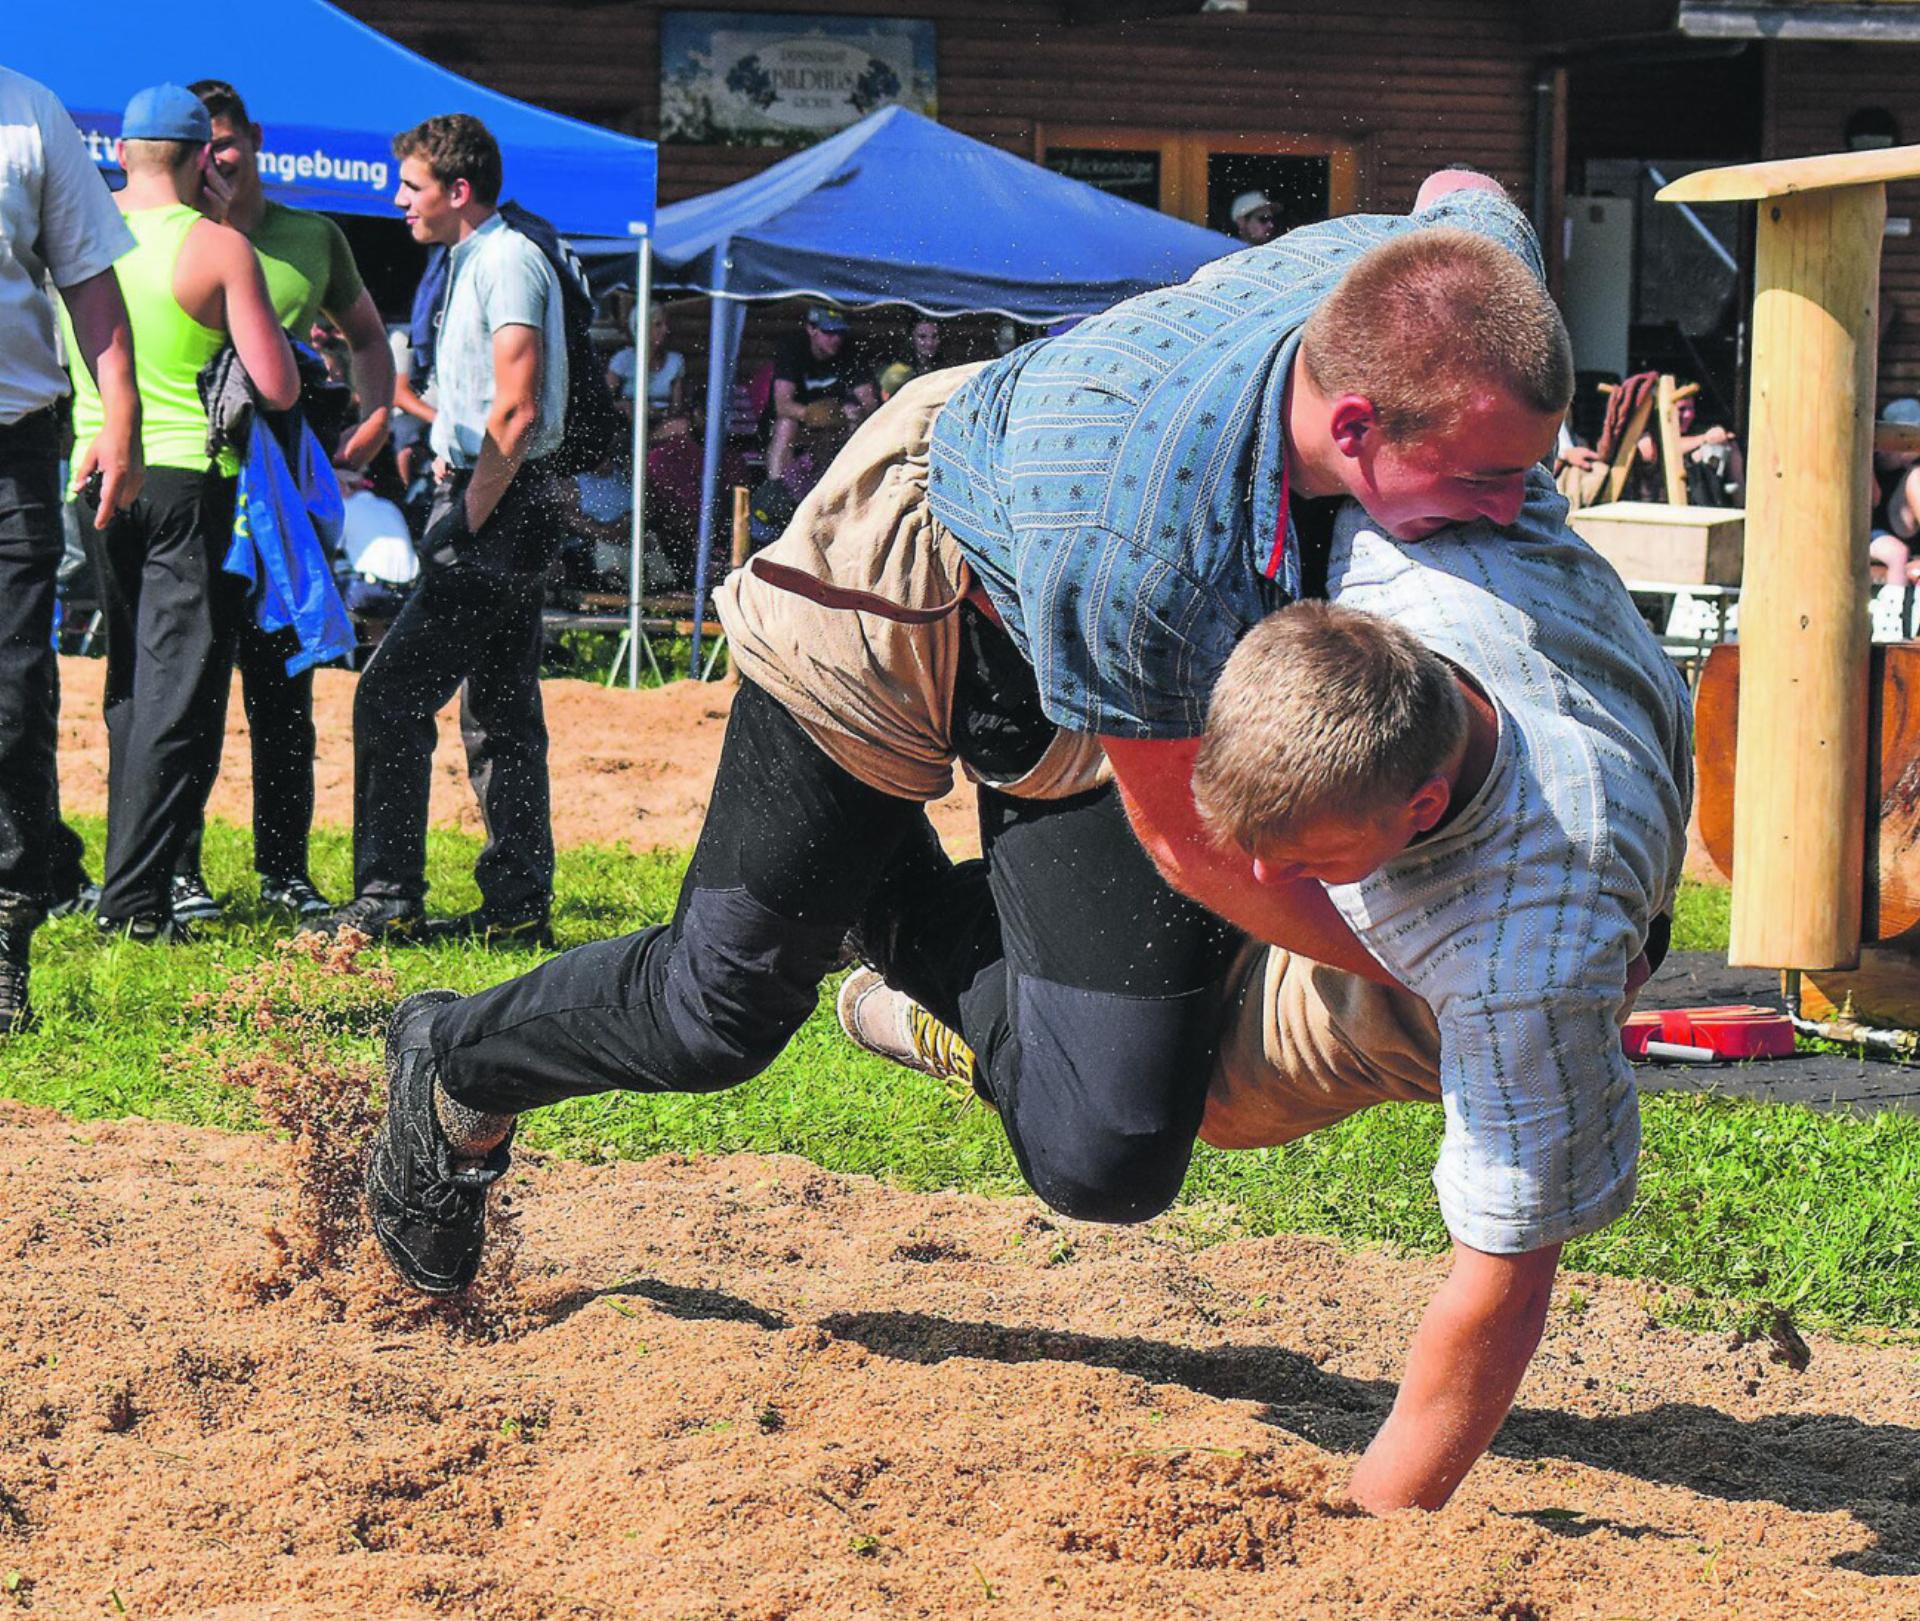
[15, 0, 665, 680]
[627, 106, 1234, 665]
[10, 0, 655, 236]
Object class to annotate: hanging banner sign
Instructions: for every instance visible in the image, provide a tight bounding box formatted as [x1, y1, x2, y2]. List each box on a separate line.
[661, 11, 937, 146]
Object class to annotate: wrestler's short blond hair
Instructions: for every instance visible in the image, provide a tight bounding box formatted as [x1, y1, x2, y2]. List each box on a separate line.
[1301, 227, 1572, 439]
[1194, 601, 1467, 851]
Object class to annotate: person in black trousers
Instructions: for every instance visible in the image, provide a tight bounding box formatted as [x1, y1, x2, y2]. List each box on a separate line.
[319, 115, 564, 946]
[0, 67, 141, 1031]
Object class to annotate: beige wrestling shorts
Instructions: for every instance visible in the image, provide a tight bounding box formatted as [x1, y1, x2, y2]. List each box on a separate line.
[713, 363, 1108, 805]
[1203, 940, 1443, 1149]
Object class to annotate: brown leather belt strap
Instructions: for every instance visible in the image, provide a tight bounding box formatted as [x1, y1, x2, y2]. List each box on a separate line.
[748, 555, 971, 626]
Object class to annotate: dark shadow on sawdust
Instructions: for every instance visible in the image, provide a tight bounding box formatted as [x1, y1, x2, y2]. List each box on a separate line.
[542, 1277, 790, 1332]
[821, 1308, 1920, 1575]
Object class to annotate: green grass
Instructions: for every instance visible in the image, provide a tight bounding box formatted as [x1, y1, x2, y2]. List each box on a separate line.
[11, 839, 1920, 1336]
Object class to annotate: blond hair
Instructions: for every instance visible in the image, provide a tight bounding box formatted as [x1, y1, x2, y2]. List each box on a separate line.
[1194, 602, 1467, 851]
[120, 138, 199, 177]
[1301, 227, 1572, 439]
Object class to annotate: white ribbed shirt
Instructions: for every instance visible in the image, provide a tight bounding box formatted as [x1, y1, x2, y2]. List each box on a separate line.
[1326, 471, 1694, 1252]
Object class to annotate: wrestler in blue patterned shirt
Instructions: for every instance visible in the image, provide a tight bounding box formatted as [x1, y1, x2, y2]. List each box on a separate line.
[926, 187, 1547, 740]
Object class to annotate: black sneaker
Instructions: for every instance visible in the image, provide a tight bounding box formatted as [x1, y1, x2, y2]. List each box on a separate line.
[317, 893, 426, 942]
[97, 912, 195, 945]
[260, 873, 333, 920]
[0, 929, 31, 1035]
[365, 989, 512, 1296]
[47, 879, 100, 919]
[423, 909, 554, 950]
[169, 873, 223, 926]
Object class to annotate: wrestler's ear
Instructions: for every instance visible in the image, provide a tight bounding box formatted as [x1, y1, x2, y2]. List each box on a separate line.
[1327, 394, 1382, 459]
[1407, 774, 1452, 835]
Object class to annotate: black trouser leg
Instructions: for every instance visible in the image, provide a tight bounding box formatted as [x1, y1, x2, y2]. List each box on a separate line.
[458, 574, 552, 919]
[0, 411, 76, 931]
[90, 468, 240, 922]
[354, 468, 558, 906]
[351, 564, 491, 904]
[432, 680, 932, 1111]
[177, 616, 315, 883]
[881, 784, 1236, 1225]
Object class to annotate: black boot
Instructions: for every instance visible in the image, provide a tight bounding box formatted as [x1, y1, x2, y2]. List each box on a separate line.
[0, 922, 33, 1036]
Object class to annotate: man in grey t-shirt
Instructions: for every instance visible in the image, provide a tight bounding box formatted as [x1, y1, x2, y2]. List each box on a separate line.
[0, 67, 143, 1029]
[321, 113, 566, 947]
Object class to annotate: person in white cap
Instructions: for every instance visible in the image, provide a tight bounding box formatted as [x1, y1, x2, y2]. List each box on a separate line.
[1230, 189, 1278, 245]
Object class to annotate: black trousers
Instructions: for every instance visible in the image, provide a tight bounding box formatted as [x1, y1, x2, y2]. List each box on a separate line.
[0, 409, 89, 929]
[85, 466, 241, 922]
[176, 616, 315, 883]
[350, 467, 556, 916]
[433, 680, 1234, 1225]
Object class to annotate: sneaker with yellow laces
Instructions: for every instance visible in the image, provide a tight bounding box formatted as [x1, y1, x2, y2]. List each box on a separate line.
[835, 967, 977, 1089]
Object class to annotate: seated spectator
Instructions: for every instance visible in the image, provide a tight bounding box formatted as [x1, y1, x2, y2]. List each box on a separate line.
[555, 449, 637, 589]
[902, 316, 943, 378]
[876, 361, 914, 404]
[765, 304, 876, 486]
[335, 470, 418, 624]
[1629, 391, 1741, 507]
[607, 302, 688, 438]
[1871, 396, 1920, 583]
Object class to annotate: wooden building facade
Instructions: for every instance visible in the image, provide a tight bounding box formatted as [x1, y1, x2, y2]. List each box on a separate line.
[334, 0, 1920, 407]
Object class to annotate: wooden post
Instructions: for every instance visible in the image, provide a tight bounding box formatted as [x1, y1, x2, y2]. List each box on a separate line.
[731, 484, 752, 570]
[727, 485, 751, 684]
[1655, 374, 1689, 507]
[1659, 148, 1920, 969]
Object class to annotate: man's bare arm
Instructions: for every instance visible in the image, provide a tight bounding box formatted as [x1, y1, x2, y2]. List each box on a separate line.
[771, 377, 806, 424]
[330, 288, 396, 469]
[464, 323, 541, 531]
[394, 370, 436, 426]
[203, 223, 298, 411]
[1100, 733, 1395, 985]
[1348, 1240, 1561, 1512]
[60, 268, 143, 523]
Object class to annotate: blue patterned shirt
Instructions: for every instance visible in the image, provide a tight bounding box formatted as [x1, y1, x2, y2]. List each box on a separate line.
[925, 189, 1545, 738]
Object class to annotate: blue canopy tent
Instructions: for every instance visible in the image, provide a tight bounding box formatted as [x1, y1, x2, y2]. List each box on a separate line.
[13, 0, 663, 679]
[622, 106, 1233, 670]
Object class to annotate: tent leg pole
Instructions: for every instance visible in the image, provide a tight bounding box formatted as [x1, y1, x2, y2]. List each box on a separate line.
[626, 231, 653, 689]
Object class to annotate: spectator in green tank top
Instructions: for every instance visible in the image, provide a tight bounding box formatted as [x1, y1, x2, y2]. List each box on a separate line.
[156, 79, 399, 931]
[63, 84, 298, 943]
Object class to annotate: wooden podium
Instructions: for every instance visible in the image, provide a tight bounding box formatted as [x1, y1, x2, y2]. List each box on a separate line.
[1659, 146, 1920, 975]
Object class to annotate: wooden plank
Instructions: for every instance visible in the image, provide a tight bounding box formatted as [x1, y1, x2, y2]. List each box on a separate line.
[1604, 392, 1657, 503]
[1656, 144, 1920, 202]
[1797, 947, 1920, 1029]
[1573, 502, 1744, 585]
[1657, 374, 1689, 507]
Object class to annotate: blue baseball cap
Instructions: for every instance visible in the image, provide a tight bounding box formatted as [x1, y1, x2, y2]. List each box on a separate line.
[805, 304, 849, 334]
[121, 84, 212, 143]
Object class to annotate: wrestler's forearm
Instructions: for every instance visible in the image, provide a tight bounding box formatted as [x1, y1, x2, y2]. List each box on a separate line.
[1349, 1240, 1560, 1512]
[1143, 828, 1394, 985]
